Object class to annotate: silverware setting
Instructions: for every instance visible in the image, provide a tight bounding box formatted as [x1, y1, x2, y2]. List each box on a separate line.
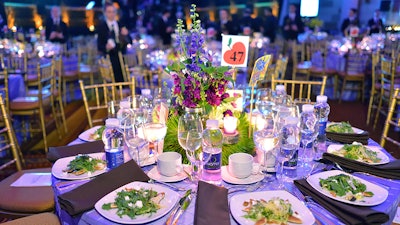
[227, 180, 263, 194]
[165, 189, 193, 225]
[148, 179, 187, 192]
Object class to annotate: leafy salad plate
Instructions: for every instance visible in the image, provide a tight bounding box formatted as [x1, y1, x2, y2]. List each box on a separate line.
[78, 125, 105, 142]
[307, 170, 388, 206]
[95, 181, 179, 224]
[230, 190, 315, 225]
[52, 153, 107, 180]
[327, 144, 390, 165]
[326, 122, 364, 134]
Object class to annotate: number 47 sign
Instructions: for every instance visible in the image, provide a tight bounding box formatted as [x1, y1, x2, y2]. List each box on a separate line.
[221, 35, 250, 67]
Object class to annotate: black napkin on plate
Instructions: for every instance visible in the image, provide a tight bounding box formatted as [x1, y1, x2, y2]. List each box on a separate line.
[323, 153, 400, 180]
[326, 131, 369, 145]
[58, 160, 150, 216]
[194, 181, 230, 225]
[294, 179, 389, 225]
[47, 141, 104, 163]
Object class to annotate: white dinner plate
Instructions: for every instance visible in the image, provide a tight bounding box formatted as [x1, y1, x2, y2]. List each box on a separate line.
[221, 166, 264, 185]
[230, 190, 315, 225]
[327, 144, 390, 165]
[307, 170, 388, 206]
[52, 153, 107, 180]
[326, 122, 364, 134]
[147, 165, 189, 183]
[78, 125, 103, 142]
[95, 181, 179, 224]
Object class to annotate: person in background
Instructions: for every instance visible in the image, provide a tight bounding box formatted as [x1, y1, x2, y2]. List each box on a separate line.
[341, 8, 359, 36]
[239, 8, 256, 35]
[282, 4, 304, 41]
[45, 6, 68, 43]
[368, 9, 385, 34]
[97, 3, 131, 82]
[216, 9, 235, 40]
[262, 7, 277, 43]
[158, 8, 174, 49]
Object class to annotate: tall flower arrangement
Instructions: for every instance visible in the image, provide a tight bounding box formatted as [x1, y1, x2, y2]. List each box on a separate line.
[166, 4, 233, 115]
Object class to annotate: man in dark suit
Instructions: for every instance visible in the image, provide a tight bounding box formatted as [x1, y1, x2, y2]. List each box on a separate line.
[45, 6, 68, 43]
[281, 4, 304, 41]
[216, 9, 236, 41]
[341, 8, 359, 36]
[97, 3, 131, 82]
[157, 9, 174, 49]
[262, 7, 277, 43]
[368, 9, 385, 35]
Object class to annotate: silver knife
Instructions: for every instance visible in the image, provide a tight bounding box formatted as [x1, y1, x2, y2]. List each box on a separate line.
[165, 190, 191, 225]
[171, 193, 193, 225]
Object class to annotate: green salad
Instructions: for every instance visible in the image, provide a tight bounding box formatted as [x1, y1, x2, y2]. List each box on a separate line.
[90, 126, 106, 140]
[326, 122, 354, 133]
[242, 197, 302, 224]
[319, 174, 374, 202]
[332, 143, 381, 163]
[102, 187, 165, 219]
[63, 154, 106, 175]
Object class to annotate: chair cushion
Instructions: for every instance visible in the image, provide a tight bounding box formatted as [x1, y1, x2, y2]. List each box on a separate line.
[2, 212, 60, 225]
[9, 96, 50, 110]
[26, 74, 38, 82]
[0, 168, 54, 213]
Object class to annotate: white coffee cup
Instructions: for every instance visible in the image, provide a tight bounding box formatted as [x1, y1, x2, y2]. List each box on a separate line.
[157, 152, 182, 177]
[228, 153, 253, 179]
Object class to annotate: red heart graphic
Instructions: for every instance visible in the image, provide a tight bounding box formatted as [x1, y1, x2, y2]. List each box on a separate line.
[223, 42, 246, 65]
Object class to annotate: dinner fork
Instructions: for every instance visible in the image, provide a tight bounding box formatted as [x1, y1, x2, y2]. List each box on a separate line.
[148, 179, 187, 192]
[228, 181, 263, 194]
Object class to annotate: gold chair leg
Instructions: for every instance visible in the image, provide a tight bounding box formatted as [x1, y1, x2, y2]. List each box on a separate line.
[39, 107, 48, 152]
[366, 91, 374, 125]
[373, 94, 383, 129]
[59, 97, 68, 133]
[51, 102, 62, 140]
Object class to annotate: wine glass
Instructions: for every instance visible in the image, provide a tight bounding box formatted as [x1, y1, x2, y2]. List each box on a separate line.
[299, 105, 319, 172]
[178, 113, 203, 182]
[123, 121, 149, 166]
[253, 116, 278, 174]
[154, 86, 172, 107]
[129, 96, 147, 125]
[255, 88, 274, 116]
[143, 123, 167, 158]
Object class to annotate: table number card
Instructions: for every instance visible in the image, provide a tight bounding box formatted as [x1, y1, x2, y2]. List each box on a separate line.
[221, 35, 250, 67]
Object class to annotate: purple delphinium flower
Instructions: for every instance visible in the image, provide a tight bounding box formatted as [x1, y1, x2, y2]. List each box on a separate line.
[223, 110, 233, 117]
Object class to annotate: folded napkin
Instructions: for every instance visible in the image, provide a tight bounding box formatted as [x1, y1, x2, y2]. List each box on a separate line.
[194, 181, 230, 225]
[323, 153, 400, 179]
[58, 160, 150, 216]
[326, 131, 369, 145]
[47, 141, 104, 163]
[294, 179, 389, 225]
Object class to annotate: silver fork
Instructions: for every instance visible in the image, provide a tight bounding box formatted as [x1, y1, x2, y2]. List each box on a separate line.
[228, 181, 263, 194]
[148, 179, 187, 192]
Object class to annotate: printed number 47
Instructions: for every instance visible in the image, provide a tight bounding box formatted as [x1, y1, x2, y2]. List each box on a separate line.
[230, 51, 244, 62]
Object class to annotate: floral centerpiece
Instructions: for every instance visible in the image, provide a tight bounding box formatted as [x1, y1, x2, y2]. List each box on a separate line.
[164, 4, 254, 165]
[166, 4, 233, 116]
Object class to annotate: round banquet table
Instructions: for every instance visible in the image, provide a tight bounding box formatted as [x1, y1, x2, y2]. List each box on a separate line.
[52, 138, 400, 225]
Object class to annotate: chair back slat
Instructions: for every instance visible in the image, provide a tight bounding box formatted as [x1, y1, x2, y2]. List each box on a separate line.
[380, 88, 400, 147]
[271, 76, 327, 100]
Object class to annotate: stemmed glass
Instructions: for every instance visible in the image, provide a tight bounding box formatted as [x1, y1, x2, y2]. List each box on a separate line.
[178, 113, 206, 183]
[124, 121, 148, 166]
[255, 88, 274, 116]
[299, 105, 319, 175]
[154, 86, 172, 107]
[143, 122, 167, 158]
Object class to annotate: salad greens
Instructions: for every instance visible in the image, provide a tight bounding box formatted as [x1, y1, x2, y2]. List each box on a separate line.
[90, 126, 106, 140]
[242, 197, 302, 224]
[102, 187, 165, 219]
[332, 143, 381, 163]
[319, 174, 374, 202]
[63, 154, 106, 175]
[326, 122, 354, 133]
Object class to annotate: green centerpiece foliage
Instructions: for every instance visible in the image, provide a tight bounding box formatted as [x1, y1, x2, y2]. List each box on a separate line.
[164, 113, 255, 165]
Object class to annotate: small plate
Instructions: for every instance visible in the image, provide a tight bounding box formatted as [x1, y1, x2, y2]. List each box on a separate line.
[326, 122, 364, 134]
[147, 165, 189, 183]
[95, 181, 179, 224]
[52, 152, 106, 180]
[307, 170, 388, 206]
[78, 125, 103, 142]
[327, 144, 390, 165]
[230, 190, 315, 225]
[221, 166, 264, 185]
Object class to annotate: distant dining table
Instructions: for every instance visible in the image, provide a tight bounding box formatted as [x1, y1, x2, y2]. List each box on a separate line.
[49, 134, 400, 225]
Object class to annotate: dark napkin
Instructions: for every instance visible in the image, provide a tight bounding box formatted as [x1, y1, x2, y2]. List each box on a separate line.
[58, 160, 150, 216]
[194, 181, 230, 225]
[47, 141, 104, 163]
[326, 131, 369, 145]
[323, 153, 400, 179]
[294, 179, 389, 225]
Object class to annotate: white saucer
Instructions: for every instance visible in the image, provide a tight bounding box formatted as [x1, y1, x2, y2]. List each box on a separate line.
[147, 165, 189, 183]
[221, 166, 264, 185]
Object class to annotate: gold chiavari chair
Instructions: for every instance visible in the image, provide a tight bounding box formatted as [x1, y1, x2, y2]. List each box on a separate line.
[9, 62, 55, 152]
[273, 55, 288, 80]
[0, 94, 54, 219]
[98, 56, 116, 83]
[366, 51, 380, 125]
[0, 68, 10, 114]
[61, 48, 79, 103]
[77, 44, 98, 86]
[52, 56, 68, 134]
[374, 56, 400, 128]
[291, 41, 311, 80]
[338, 53, 368, 103]
[79, 79, 135, 128]
[380, 88, 400, 148]
[271, 76, 327, 100]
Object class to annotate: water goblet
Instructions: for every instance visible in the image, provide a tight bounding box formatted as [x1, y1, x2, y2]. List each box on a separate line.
[123, 122, 148, 166]
[255, 88, 274, 116]
[253, 123, 279, 174]
[143, 122, 167, 158]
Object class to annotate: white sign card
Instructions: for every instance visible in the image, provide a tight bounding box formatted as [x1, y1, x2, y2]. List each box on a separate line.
[221, 35, 250, 67]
